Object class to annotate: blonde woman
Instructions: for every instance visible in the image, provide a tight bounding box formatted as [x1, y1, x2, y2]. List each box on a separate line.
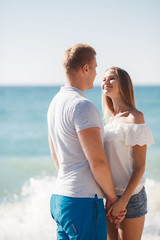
[101, 67, 154, 240]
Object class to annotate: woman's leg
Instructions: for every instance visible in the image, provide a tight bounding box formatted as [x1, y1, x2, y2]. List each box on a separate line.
[118, 216, 145, 240]
[106, 216, 119, 240]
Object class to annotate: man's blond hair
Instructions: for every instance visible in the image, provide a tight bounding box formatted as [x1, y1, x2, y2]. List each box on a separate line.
[63, 43, 96, 74]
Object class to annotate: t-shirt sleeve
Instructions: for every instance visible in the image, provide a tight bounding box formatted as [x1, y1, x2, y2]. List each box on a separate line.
[74, 100, 101, 132]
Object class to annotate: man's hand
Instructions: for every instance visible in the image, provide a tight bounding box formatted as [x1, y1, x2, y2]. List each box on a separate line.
[106, 198, 127, 228]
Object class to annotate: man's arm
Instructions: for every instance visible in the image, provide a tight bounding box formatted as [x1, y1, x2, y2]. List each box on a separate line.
[48, 132, 59, 170]
[77, 127, 116, 200]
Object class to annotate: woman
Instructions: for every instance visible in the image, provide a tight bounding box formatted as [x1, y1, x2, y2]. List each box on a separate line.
[101, 66, 155, 240]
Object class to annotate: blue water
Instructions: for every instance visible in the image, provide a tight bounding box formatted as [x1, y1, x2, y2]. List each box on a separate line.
[0, 86, 160, 240]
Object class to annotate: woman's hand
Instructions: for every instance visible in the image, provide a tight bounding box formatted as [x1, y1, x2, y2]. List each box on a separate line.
[108, 198, 127, 217]
[106, 198, 127, 228]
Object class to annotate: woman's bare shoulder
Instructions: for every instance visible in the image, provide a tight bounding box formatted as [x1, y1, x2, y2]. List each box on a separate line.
[127, 108, 145, 124]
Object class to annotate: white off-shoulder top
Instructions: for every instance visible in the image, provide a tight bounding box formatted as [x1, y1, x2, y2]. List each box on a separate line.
[104, 123, 155, 196]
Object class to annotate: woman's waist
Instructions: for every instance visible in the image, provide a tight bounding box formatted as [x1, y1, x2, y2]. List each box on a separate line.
[115, 180, 145, 196]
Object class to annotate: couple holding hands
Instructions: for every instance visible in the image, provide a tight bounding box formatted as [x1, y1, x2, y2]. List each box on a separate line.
[47, 43, 154, 240]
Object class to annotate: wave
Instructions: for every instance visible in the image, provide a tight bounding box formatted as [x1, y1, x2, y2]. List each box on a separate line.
[0, 176, 57, 240]
[0, 177, 160, 240]
[142, 179, 160, 239]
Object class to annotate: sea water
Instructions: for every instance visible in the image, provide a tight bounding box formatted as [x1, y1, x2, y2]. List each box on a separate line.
[0, 86, 160, 240]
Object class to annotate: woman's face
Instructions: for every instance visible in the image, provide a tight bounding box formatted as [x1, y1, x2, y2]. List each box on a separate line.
[101, 69, 120, 97]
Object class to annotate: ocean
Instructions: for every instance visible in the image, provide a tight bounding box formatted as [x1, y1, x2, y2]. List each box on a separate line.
[0, 86, 160, 240]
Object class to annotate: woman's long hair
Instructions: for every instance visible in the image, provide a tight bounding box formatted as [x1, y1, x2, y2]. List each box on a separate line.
[102, 67, 136, 120]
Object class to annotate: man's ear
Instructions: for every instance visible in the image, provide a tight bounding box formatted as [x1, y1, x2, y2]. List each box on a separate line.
[82, 64, 89, 73]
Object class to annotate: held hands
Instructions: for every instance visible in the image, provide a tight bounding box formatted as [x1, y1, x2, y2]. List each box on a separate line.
[106, 197, 127, 228]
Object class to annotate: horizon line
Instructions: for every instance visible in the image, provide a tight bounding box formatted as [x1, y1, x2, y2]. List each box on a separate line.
[0, 84, 160, 87]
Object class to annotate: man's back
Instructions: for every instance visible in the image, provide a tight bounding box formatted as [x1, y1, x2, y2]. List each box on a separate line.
[47, 86, 104, 198]
[48, 44, 118, 239]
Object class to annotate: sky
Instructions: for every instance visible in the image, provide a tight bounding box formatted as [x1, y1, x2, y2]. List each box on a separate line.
[0, 0, 160, 86]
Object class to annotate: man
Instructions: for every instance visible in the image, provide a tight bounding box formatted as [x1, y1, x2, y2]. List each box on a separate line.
[47, 43, 118, 240]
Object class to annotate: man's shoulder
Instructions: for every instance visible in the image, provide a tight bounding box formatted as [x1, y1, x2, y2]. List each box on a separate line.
[74, 99, 100, 120]
[76, 98, 95, 110]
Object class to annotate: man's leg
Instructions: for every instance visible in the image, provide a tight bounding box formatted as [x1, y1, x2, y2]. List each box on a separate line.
[50, 194, 107, 240]
[63, 196, 107, 240]
[61, 199, 98, 239]
[50, 195, 69, 239]
[56, 223, 70, 240]
[95, 197, 107, 240]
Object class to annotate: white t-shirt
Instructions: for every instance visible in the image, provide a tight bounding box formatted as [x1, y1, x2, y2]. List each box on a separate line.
[104, 123, 155, 196]
[47, 86, 104, 198]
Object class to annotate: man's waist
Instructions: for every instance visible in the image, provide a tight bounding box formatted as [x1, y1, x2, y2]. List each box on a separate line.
[53, 179, 104, 198]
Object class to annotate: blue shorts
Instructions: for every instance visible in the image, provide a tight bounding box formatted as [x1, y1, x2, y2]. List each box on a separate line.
[120, 186, 147, 219]
[50, 194, 107, 240]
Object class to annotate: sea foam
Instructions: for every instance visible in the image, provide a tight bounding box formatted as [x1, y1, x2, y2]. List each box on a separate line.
[142, 179, 160, 239]
[0, 177, 160, 240]
[0, 177, 57, 240]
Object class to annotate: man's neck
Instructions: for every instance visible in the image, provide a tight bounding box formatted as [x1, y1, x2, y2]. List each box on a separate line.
[65, 76, 85, 92]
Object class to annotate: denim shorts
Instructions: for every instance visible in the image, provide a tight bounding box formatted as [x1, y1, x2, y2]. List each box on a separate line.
[119, 186, 148, 219]
[50, 194, 107, 240]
